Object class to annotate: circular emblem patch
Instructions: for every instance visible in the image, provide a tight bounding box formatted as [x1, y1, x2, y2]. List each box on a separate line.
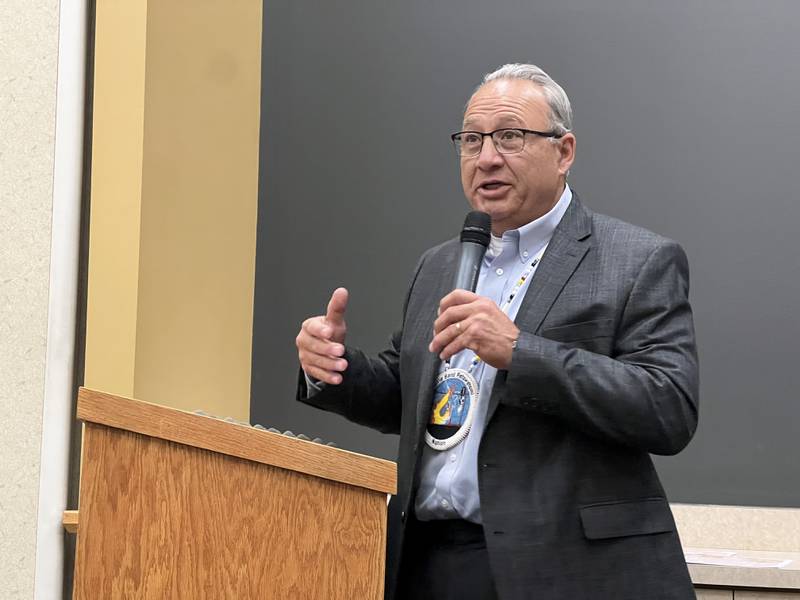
[425, 368, 479, 451]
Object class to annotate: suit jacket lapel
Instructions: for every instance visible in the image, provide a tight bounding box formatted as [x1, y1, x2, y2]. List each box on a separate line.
[411, 195, 593, 434]
[486, 194, 593, 422]
[415, 245, 458, 434]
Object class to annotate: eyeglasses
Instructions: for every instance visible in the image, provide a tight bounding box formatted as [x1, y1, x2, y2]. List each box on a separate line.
[450, 128, 563, 157]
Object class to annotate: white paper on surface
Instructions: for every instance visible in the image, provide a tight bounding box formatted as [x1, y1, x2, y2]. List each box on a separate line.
[684, 550, 794, 570]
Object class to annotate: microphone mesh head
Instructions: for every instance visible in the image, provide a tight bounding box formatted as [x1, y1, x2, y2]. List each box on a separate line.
[460, 211, 492, 246]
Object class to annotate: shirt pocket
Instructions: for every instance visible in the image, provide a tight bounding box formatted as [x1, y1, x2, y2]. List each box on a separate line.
[539, 318, 615, 343]
[579, 497, 675, 540]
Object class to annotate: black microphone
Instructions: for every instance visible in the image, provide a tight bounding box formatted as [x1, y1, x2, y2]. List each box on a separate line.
[453, 211, 492, 291]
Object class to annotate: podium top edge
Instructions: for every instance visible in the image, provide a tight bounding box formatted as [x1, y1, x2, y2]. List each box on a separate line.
[77, 387, 397, 495]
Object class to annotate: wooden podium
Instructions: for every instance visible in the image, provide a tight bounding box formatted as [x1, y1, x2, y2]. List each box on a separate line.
[71, 387, 397, 599]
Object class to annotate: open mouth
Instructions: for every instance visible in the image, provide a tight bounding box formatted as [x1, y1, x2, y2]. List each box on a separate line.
[479, 181, 510, 193]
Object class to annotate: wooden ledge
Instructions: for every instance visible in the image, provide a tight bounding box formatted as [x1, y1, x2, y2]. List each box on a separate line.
[63, 510, 78, 533]
[686, 546, 800, 590]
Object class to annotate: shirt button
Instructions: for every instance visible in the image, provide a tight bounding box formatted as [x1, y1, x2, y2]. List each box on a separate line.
[522, 250, 529, 258]
[449, 454, 457, 463]
[441, 499, 450, 508]
[496, 268, 504, 276]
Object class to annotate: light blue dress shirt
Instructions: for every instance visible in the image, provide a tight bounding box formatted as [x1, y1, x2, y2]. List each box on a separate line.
[414, 185, 573, 524]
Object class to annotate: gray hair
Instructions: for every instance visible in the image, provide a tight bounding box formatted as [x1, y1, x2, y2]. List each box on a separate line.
[481, 63, 573, 135]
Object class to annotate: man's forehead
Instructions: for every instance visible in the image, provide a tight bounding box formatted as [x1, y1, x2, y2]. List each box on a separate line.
[462, 112, 526, 128]
[462, 79, 548, 125]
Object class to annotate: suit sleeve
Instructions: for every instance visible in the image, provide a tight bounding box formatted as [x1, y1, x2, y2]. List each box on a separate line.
[297, 333, 403, 434]
[296, 251, 429, 435]
[500, 240, 699, 455]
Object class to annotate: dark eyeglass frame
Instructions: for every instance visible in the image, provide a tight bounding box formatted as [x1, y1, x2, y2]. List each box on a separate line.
[450, 127, 564, 157]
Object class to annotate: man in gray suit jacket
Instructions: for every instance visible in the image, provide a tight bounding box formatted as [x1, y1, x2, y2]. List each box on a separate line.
[296, 64, 698, 600]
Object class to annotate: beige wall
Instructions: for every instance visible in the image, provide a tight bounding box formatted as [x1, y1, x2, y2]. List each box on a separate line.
[0, 0, 61, 597]
[674, 504, 800, 553]
[84, 0, 262, 420]
[1, 0, 261, 594]
[134, 0, 262, 417]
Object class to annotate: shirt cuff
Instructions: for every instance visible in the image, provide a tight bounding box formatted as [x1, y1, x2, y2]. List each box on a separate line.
[304, 372, 326, 397]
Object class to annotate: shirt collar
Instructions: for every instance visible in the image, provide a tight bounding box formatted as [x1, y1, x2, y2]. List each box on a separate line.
[486, 184, 573, 264]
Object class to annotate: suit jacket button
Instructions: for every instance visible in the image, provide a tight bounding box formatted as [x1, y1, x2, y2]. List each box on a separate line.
[401, 511, 406, 522]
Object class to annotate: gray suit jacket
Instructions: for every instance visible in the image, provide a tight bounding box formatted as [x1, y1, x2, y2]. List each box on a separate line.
[298, 193, 698, 600]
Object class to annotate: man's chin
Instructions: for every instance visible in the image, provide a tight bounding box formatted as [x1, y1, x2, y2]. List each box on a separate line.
[471, 196, 506, 212]
[471, 202, 511, 226]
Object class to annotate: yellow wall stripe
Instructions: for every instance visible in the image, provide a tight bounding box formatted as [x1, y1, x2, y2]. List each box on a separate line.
[85, 0, 262, 422]
[84, 0, 149, 397]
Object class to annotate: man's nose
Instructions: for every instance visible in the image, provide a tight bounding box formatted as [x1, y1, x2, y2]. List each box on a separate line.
[476, 135, 504, 169]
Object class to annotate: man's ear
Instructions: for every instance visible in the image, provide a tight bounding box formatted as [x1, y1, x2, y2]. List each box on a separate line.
[557, 133, 576, 176]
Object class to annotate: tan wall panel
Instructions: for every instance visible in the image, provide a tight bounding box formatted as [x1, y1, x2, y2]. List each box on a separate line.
[84, 0, 149, 395]
[673, 504, 800, 553]
[133, 0, 262, 419]
[85, 0, 261, 419]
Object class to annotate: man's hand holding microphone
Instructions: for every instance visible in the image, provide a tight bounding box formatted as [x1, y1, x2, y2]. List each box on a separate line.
[296, 211, 521, 385]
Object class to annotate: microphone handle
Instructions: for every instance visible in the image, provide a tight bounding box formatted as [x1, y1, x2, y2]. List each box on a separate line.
[453, 241, 488, 291]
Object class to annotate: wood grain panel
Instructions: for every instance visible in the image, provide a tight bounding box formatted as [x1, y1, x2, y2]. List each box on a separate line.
[74, 423, 387, 599]
[77, 387, 396, 494]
